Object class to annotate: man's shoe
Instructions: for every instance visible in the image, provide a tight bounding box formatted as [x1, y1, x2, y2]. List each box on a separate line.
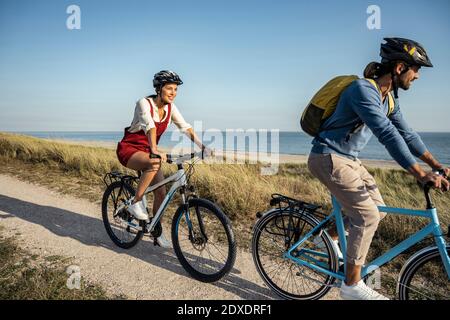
[340, 280, 389, 300]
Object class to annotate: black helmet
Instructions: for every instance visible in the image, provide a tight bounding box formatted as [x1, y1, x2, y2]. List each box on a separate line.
[380, 37, 433, 67]
[153, 70, 183, 90]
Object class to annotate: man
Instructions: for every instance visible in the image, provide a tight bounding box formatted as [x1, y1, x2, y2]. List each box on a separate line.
[308, 38, 449, 300]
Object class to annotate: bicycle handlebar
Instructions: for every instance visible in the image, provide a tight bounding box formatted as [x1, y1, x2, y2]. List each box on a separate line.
[166, 151, 204, 164]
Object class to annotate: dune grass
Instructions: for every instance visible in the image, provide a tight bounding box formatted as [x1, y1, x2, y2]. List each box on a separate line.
[1, 131, 449, 258]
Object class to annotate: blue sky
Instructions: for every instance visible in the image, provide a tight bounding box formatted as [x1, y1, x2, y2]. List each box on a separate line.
[0, 0, 449, 132]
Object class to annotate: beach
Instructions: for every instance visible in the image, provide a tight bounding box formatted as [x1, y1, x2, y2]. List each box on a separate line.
[43, 137, 406, 170]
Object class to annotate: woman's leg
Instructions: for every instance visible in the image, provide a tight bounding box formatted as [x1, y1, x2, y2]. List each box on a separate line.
[126, 151, 161, 202]
[149, 169, 167, 216]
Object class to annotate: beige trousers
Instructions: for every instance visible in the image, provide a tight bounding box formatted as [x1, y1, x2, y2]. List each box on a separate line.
[308, 153, 387, 265]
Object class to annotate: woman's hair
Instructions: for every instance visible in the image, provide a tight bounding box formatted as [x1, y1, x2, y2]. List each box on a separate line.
[363, 61, 393, 79]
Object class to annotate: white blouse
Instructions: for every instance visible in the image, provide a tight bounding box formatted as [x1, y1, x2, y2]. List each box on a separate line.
[128, 97, 192, 134]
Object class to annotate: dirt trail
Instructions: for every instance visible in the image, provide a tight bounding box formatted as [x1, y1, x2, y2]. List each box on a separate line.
[0, 173, 339, 300]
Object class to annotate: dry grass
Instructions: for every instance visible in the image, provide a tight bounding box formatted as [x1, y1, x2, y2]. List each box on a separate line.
[1, 131, 449, 259]
[0, 226, 122, 300]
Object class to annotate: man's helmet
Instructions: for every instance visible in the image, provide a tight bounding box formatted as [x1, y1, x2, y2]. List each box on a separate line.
[153, 70, 183, 91]
[380, 37, 433, 67]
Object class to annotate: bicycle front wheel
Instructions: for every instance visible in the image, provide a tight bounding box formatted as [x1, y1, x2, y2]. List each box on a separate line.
[398, 246, 450, 300]
[171, 198, 236, 283]
[252, 209, 338, 300]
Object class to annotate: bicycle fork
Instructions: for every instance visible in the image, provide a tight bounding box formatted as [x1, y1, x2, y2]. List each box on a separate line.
[181, 191, 208, 244]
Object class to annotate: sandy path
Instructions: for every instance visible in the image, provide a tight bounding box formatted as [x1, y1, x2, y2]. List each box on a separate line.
[0, 173, 340, 300]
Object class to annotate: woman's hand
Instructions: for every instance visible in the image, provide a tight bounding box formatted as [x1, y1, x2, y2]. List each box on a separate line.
[201, 146, 214, 159]
[420, 171, 450, 191]
[150, 151, 167, 163]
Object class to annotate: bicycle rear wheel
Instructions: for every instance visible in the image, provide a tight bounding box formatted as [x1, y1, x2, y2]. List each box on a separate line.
[252, 209, 338, 300]
[171, 198, 236, 283]
[398, 246, 450, 300]
[102, 181, 144, 249]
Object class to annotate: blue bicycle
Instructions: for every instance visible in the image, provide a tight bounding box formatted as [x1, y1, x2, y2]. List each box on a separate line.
[252, 177, 450, 300]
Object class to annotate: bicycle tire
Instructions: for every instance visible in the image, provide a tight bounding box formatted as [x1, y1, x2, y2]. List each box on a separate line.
[102, 180, 144, 249]
[252, 209, 338, 300]
[171, 198, 236, 283]
[398, 246, 450, 300]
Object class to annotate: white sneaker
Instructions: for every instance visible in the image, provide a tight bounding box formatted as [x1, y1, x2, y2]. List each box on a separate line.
[155, 232, 172, 248]
[313, 235, 343, 260]
[127, 200, 148, 220]
[340, 280, 389, 300]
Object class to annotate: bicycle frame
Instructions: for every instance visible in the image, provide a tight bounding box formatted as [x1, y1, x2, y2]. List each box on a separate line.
[284, 195, 450, 282]
[140, 165, 188, 232]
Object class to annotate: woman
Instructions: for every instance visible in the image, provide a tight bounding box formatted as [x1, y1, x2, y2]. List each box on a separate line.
[117, 70, 210, 248]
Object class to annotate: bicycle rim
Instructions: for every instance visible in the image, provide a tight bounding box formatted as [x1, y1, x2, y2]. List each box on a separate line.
[102, 181, 143, 248]
[252, 210, 337, 300]
[400, 250, 450, 300]
[172, 199, 236, 282]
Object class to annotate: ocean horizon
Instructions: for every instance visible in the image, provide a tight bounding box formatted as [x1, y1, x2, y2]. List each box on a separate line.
[7, 130, 450, 165]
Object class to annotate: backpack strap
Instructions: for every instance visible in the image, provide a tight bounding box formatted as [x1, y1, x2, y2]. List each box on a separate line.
[365, 78, 395, 116]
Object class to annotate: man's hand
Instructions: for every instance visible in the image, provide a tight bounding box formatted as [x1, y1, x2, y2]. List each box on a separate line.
[420, 171, 449, 192]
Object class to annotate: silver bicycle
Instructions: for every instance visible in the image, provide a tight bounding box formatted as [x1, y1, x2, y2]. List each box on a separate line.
[102, 152, 236, 282]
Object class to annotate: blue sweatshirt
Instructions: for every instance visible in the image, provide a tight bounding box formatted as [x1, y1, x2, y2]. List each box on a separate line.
[311, 79, 427, 170]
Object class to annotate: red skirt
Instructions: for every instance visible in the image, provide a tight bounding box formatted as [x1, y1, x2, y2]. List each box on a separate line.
[116, 127, 151, 167]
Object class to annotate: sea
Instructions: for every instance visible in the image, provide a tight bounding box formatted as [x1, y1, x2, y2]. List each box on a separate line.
[14, 131, 450, 165]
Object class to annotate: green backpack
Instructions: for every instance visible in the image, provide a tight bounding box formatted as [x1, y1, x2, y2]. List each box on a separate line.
[300, 75, 395, 137]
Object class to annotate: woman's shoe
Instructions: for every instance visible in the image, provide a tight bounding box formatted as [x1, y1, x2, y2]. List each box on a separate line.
[127, 200, 149, 220]
[155, 232, 172, 248]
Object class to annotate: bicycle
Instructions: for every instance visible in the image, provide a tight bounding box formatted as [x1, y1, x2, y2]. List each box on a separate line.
[251, 175, 450, 300]
[101, 151, 237, 283]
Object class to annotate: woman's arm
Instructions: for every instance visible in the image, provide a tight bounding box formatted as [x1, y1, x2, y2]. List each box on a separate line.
[171, 105, 211, 155]
[185, 127, 205, 150]
[147, 127, 167, 162]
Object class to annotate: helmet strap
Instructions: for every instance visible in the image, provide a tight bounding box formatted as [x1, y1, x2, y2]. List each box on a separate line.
[391, 71, 399, 99]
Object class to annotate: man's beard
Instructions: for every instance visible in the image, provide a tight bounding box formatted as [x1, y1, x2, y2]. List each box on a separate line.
[398, 77, 411, 91]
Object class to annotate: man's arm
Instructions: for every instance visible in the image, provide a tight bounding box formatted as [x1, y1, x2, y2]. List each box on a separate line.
[419, 151, 446, 171]
[389, 104, 449, 174]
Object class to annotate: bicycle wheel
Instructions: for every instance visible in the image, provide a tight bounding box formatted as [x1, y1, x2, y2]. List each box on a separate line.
[171, 198, 236, 283]
[398, 246, 450, 300]
[102, 180, 144, 249]
[252, 209, 338, 300]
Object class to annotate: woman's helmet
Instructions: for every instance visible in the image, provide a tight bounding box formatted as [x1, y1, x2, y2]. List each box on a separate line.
[153, 70, 183, 92]
[380, 37, 433, 67]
